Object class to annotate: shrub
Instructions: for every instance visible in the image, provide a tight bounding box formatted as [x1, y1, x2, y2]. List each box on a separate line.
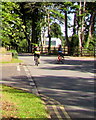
[9, 49, 18, 58]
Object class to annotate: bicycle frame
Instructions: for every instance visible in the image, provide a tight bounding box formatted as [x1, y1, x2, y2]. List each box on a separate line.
[58, 55, 64, 63]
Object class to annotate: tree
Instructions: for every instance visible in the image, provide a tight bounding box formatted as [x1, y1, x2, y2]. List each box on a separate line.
[56, 2, 73, 55]
[19, 2, 45, 52]
[2, 2, 24, 51]
[50, 22, 63, 38]
[84, 2, 96, 49]
[2, 2, 95, 55]
[19, 2, 31, 52]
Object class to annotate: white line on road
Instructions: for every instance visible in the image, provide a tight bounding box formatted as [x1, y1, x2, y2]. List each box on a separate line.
[23, 65, 39, 95]
[17, 65, 20, 71]
[88, 73, 94, 76]
[52, 105, 64, 120]
[23, 66, 29, 71]
[30, 82, 35, 86]
[60, 106, 72, 120]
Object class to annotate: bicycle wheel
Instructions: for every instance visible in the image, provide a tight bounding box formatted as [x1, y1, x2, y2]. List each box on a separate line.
[35, 56, 39, 66]
[58, 55, 64, 64]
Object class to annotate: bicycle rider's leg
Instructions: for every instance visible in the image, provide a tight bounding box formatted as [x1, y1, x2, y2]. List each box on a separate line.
[58, 55, 60, 61]
[59, 53, 64, 63]
[62, 53, 64, 59]
[37, 54, 40, 64]
[34, 54, 36, 61]
[34, 54, 37, 65]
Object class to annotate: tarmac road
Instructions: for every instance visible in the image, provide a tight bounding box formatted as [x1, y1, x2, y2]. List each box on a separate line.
[18, 55, 95, 119]
[1, 63, 33, 92]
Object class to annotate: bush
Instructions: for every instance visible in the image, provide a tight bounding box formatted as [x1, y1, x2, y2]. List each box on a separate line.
[9, 49, 18, 58]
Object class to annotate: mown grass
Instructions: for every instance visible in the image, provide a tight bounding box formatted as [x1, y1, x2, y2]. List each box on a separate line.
[0, 85, 49, 119]
[1, 58, 23, 64]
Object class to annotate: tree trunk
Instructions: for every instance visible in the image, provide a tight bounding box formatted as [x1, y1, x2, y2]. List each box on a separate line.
[78, 1, 82, 48]
[78, 1, 83, 56]
[48, 12, 51, 53]
[86, 11, 96, 48]
[81, 1, 86, 45]
[32, 8, 39, 44]
[20, 3, 31, 53]
[73, 13, 77, 35]
[70, 13, 77, 55]
[78, 1, 86, 56]
[31, 7, 40, 53]
[65, 10, 70, 55]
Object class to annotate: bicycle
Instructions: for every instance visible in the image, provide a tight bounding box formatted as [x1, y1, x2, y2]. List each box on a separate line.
[34, 56, 39, 66]
[57, 54, 64, 64]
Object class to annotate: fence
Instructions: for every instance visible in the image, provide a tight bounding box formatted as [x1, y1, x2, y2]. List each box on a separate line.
[40, 47, 95, 57]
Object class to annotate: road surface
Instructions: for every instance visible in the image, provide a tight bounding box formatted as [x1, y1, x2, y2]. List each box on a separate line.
[18, 55, 95, 119]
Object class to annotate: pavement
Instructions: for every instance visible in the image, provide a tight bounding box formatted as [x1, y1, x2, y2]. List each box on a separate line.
[1, 55, 95, 120]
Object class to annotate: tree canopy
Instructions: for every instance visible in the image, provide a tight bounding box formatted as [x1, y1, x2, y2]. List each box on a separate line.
[1, 2, 96, 55]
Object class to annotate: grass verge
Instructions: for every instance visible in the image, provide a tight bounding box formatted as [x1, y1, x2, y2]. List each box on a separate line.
[1, 58, 23, 64]
[0, 85, 49, 119]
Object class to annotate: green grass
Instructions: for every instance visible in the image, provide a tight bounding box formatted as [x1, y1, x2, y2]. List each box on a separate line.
[1, 58, 23, 64]
[1, 85, 49, 119]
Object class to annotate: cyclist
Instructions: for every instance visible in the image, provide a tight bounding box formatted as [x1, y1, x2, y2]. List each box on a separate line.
[58, 45, 64, 62]
[34, 46, 40, 65]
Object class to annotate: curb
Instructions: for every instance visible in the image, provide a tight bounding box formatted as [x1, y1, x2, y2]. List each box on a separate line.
[40, 94, 72, 120]
[22, 63, 72, 120]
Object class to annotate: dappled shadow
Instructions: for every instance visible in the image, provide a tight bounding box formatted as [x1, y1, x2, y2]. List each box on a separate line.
[33, 75, 95, 118]
[41, 59, 94, 74]
[1, 74, 95, 118]
[1, 56, 95, 119]
[1, 75, 33, 94]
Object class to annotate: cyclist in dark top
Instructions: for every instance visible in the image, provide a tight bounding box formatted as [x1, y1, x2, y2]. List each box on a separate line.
[58, 45, 63, 57]
[58, 45, 64, 62]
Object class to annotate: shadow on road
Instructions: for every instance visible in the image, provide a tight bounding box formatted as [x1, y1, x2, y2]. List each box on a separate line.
[33, 75, 94, 118]
[2, 56, 95, 119]
[2, 75, 33, 94]
[41, 59, 94, 74]
[2, 74, 94, 107]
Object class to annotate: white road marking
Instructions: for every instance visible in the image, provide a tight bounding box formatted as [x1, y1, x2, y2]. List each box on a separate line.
[88, 73, 95, 76]
[23, 65, 39, 96]
[17, 65, 20, 71]
[29, 79, 34, 82]
[23, 66, 29, 71]
[60, 106, 72, 120]
[30, 82, 35, 86]
[52, 105, 63, 120]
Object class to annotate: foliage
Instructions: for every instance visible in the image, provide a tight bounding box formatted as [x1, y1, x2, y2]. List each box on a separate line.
[18, 39, 28, 52]
[2, 2, 25, 51]
[70, 34, 79, 56]
[1, 2, 95, 55]
[50, 22, 63, 38]
[87, 36, 96, 50]
[71, 34, 79, 47]
[9, 49, 18, 58]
